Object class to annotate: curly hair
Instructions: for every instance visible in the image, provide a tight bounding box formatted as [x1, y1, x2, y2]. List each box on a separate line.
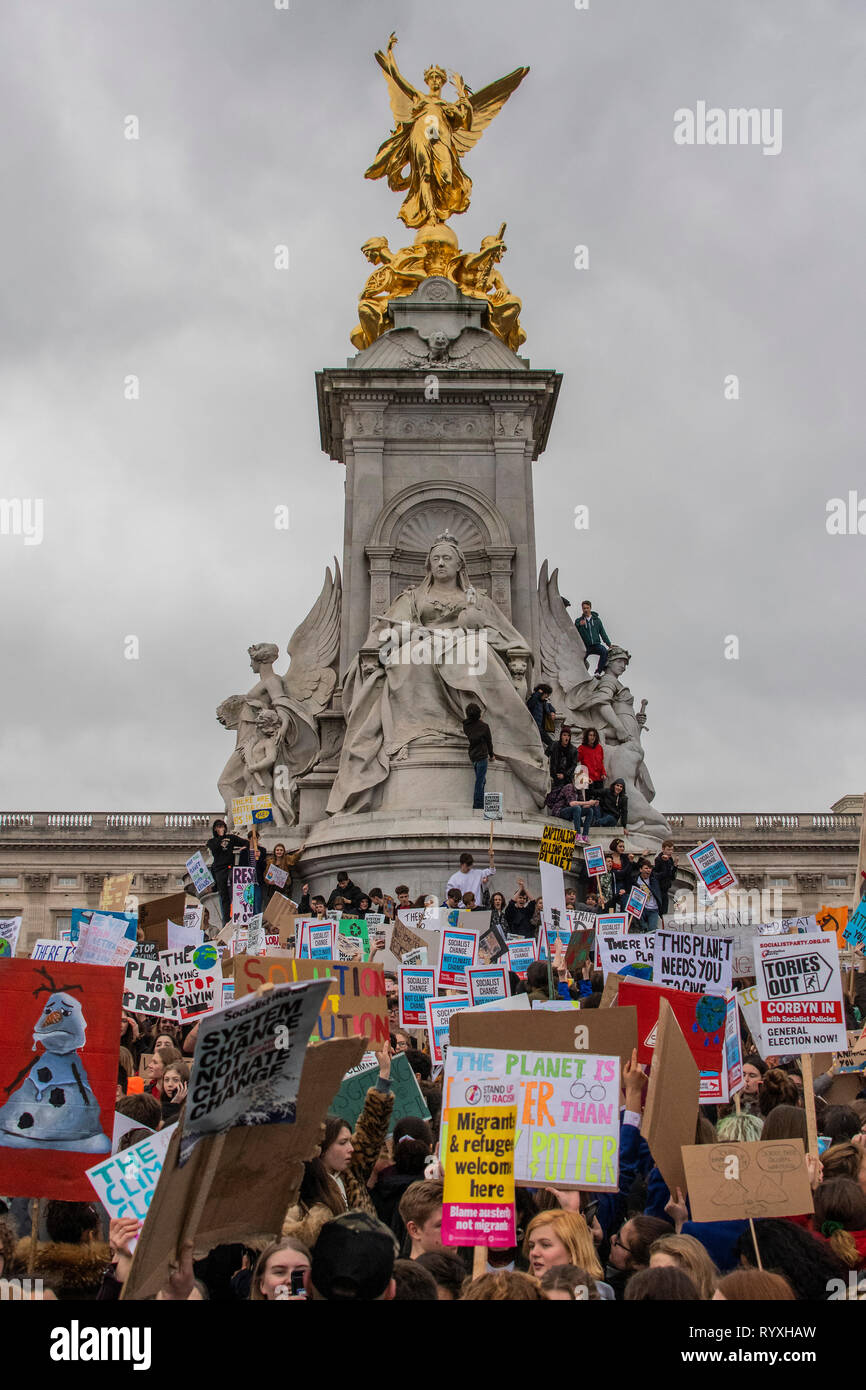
[461, 1271, 545, 1301]
[758, 1068, 800, 1116]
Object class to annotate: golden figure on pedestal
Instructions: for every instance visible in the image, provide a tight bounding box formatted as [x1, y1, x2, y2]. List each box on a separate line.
[352, 34, 529, 353]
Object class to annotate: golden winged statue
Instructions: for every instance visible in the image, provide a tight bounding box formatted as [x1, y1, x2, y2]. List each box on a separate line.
[365, 33, 528, 230]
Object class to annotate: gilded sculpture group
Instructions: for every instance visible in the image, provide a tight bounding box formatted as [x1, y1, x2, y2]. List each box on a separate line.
[351, 34, 528, 353]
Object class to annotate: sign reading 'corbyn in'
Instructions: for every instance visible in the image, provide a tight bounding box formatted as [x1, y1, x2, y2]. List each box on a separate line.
[756, 933, 847, 1053]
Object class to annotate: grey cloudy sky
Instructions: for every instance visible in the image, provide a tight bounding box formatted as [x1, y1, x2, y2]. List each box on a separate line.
[0, 0, 863, 814]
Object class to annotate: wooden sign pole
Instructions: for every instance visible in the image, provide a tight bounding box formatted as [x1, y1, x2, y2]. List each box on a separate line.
[800, 1052, 819, 1156]
[472, 1243, 487, 1280]
[28, 1198, 40, 1276]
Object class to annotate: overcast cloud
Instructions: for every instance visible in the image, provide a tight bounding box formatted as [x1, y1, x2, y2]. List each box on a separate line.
[0, 0, 863, 814]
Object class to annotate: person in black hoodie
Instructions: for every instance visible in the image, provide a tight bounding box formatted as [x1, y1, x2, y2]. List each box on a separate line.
[462, 702, 495, 809]
[548, 725, 578, 788]
[206, 818, 247, 925]
[594, 778, 628, 831]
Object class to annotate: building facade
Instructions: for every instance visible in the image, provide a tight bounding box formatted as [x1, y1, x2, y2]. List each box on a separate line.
[0, 797, 860, 953]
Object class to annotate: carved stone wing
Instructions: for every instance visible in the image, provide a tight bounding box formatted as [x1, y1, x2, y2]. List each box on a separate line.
[452, 67, 530, 156]
[537, 560, 593, 709]
[284, 560, 342, 715]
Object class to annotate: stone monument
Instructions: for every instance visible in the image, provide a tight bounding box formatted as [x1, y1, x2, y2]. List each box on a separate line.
[215, 36, 669, 895]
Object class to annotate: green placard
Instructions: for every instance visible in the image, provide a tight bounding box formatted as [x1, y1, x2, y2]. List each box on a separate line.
[329, 1052, 431, 1135]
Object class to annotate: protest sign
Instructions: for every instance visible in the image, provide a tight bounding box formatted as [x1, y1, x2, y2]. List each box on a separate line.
[466, 965, 509, 1006]
[233, 954, 390, 1043]
[183, 902, 205, 932]
[681, 1139, 813, 1222]
[246, 914, 266, 956]
[757, 916, 817, 937]
[388, 918, 429, 962]
[231, 794, 274, 828]
[265, 862, 289, 889]
[112, 1109, 154, 1153]
[539, 860, 568, 936]
[755, 932, 847, 1053]
[397, 907, 428, 930]
[75, 912, 138, 968]
[450, 1004, 638, 1073]
[159, 943, 222, 1023]
[843, 899, 866, 948]
[641, 999, 699, 1199]
[30, 939, 77, 963]
[186, 852, 215, 896]
[297, 919, 338, 961]
[442, 1102, 516, 1248]
[597, 933, 654, 981]
[438, 926, 479, 990]
[262, 891, 298, 940]
[139, 893, 187, 952]
[399, 966, 437, 1027]
[619, 979, 727, 1071]
[583, 845, 606, 877]
[87, 1124, 176, 1223]
[0, 917, 22, 958]
[724, 992, 744, 1095]
[483, 792, 504, 820]
[565, 928, 595, 978]
[477, 919, 509, 966]
[425, 996, 472, 1064]
[179, 976, 331, 1163]
[443, 1046, 620, 1191]
[122, 956, 177, 1020]
[99, 873, 134, 911]
[231, 868, 257, 927]
[652, 929, 733, 995]
[330, 1051, 431, 1133]
[624, 883, 649, 922]
[688, 839, 737, 897]
[538, 824, 575, 870]
[0, 959, 123, 1200]
[466, 995, 531, 1015]
[167, 918, 204, 953]
[814, 903, 849, 949]
[507, 937, 536, 980]
[121, 1035, 364, 1300]
[596, 913, 627, 937]
[736, 985, 764, 1055]
[338, 917, 371, 961]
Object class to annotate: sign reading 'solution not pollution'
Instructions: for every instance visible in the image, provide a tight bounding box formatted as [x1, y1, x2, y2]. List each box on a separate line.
[755, 932, 847, 1053]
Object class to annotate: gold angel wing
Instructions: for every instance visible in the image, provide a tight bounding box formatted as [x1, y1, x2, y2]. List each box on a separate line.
[284, 560, 342, 715]
[374, 48, 418, 127]
[452, 67, 530, 156]
[537, 560, 593, 710]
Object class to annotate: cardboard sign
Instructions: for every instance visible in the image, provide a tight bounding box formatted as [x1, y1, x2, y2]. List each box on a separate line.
[121, 1035, 365, 1300]
[159, 943, 222, 1023]
[122, 957, 177, 1020]
[755, 932, 847, 1053]
[477, 920, 509, 966]
[75, 912, 138, 968]
[0, 959, 124, 1200]
[681, 1139, 813, 1222]
[438, 927, 479, 990]
[442, 1103, 516, 1248]
[231, 868, 257, 926]
[757, 916, 817, 937]
[0, 918, 23, 959]
[425, 996, 472, 1065]
[338, 917, 371, 961]
[388, 919, 436, 963]
[584, 845, 606, 877]
[565, 928, 595, 978]
[466, 965, 509, 1006]
[186, 852, 215, 896]
[262, 892, 298, 938]
[443, 1047, 620, 1191]
[231, 794, 273, 828]
[86, 1124, 176, 1222]
[688, 839, 737, 897]
[641, 999, 699, 1199]
[538, 824, 575, 870]
[450, 1004, 638, 1074]
[507, 937, 537, 980]
[329, 1052, 431, 1134]
[100, 873, 134, 911]
[232, 955, 390, 1044]
[483, 792, 504, 820]
[179, 976, 331, 1163]
[397, 907, 428, 930]
[653, 929, 733, 995]
[625, 883, 649, 921]
[619, 979, 726, 1070]
[598, 934, 654, 981]
[399, 966, 437, 1027]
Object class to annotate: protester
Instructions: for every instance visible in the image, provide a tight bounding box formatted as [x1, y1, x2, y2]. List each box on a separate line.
[713, 1269, 796, 1300]
[415, 1249, 468, 1300]
[327, 871, 365, 912]
[539, 1264, 603, 1300]
[574, 599, 612, 674]
[820, 1142, 866, 1193]
[445, 852, 494, 901]
[527, 683, 556, 751]
[759, 1068, 801, 1117]
[761, 1105, 808, 1143]
[250, 1238, 312, 1300]
[461, 701, 496, 809]
[372, 1117, 434, 1234]
[305, 1212, 397, 1301]
[398, 1180, 444, 1259]
[736, 1220, 848, 1300]
[548, 725, 578, 787]
[461, 1271, 546, 1300]
[652, 839, 678, 915]
[393, 1258, 438, 1300]
[716, 1112, 763, 1143]
[505, 881, 538, 938]
[740, 1057, 767, 1115]
[631, 859, 665, 933]
[15, 1201, 109, 1301]
[594, 778, 628, 831]
[624, 1267, 700, 1300]
[159, 1060, 190, 1127]
[648, 1234, 718, 1299]
[205, 818, 247, 924]
[576, 726, 607, 796]
[606, 1216, 673, 1295]
[523, 1210, 609, 1294]
[263, 841, 305, 906]
[811, 1178, 866, 1270]
[822, 1106, 863, 1145]
[488, 890, 508, 932]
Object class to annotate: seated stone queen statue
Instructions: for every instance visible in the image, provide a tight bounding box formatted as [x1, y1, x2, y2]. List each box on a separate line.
[327, 535, 548, 816]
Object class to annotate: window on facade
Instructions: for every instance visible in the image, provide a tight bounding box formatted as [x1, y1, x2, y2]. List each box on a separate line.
[54, 915, 72, 935]
[826, 877, 847, 888]
[769, 878, 790, 888]
[0, 876, 17, 888]
[57, 876, 77, 887]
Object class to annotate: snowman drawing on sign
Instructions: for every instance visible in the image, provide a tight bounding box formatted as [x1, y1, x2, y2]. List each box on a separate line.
[0, 966, 111, 1152]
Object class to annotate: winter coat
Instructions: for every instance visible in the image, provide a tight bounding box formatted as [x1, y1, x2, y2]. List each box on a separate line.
[527, 691, 554, 731]
[14, 1238, 111, 1300]
[598, 785, 628, 828]
[653, 853, 677, 914]
[574, 611, 611, 649]
[327, 880, 364, 911]
[549, 741, 578, 782]
[505, 899, 538, 937]
[577, 742, 607, 784]
[463, 715, 494, 764]
[282, 1084, 394, 1248]
[206, 833, 246, 875]
[545, 783, 580, 821]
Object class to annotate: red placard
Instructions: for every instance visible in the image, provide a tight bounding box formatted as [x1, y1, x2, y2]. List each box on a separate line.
[618, 978, 726, 1072]
[0, 960, 123, 1199]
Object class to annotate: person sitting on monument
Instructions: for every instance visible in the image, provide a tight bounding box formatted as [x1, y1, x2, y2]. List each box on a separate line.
[505, 878, 537, 938]
[205, 818, 247, 925]
[576, 727, 607, 799]
[548, 724, 578, 788]
[544, 780, 597, 843]
[527, 683, 556, 751]
[593, 777, 629, 831]
[446, 852, 494, 903]
[574, 599, 612, 675]
[462, 702, 496, 810]
[264, 841, 306, 906]
[328, 871, 365, 913]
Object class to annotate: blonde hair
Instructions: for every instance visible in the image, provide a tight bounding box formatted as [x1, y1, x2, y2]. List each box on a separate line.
[649, 1233, 718, 1299]
[250, 1237, 311, 1300]
[523, 1209, 603, 1280]
[461, 1271, 545, 1301]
